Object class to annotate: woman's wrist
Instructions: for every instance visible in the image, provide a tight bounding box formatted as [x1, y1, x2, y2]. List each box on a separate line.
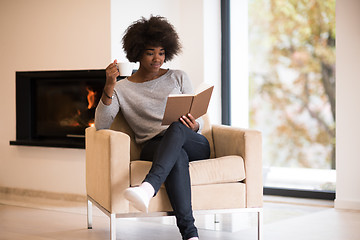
[103, 84, 114, 97]
[101, 85, 115, 105]
[103, 90, 113, 99]
[194, 122, 200, 132]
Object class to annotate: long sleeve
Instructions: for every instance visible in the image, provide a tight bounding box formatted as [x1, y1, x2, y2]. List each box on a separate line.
[94, 91, 120, 130]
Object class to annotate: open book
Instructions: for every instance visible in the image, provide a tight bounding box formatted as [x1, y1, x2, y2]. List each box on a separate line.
[161, 84, 214, 125]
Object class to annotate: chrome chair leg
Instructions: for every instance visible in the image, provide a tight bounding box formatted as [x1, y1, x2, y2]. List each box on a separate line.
[257, 209, 263, 240]
[87, 199, 93, 229]
[110, 213, 116, 240]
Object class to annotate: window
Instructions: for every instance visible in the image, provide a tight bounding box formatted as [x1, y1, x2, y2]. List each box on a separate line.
[227, 0, 336, 197]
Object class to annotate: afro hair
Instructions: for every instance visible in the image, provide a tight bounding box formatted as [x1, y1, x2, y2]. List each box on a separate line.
[122, 15, 182, 63]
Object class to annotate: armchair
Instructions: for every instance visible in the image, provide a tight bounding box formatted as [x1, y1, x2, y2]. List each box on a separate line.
[86, 111, 263, 240]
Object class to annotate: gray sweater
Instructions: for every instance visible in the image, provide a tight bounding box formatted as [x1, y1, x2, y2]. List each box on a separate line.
[95, 69, 202, 144]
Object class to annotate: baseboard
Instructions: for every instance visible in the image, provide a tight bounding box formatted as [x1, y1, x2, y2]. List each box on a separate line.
[334, 198, 360, 210]
[0, 186, 86, 202]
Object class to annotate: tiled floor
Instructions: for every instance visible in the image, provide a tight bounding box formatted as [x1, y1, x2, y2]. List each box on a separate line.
[0, 193, 359, 240]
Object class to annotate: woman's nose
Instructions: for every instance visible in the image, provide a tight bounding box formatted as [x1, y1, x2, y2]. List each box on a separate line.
[153, 54, 161, 61]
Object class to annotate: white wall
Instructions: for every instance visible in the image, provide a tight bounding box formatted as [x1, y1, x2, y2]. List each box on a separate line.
[0, 0, 111, 195]
[230, 0, 249, 128]
[0, 0, 221, 195]
[203, 0, 222, 124]
[335, 0, 360, 210]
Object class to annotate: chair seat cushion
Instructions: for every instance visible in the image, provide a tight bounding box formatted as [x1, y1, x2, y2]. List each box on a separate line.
[130, 155, 245, 187]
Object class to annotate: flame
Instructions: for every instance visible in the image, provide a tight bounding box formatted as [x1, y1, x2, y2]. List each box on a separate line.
[59, 88, 97, 129]
[86, 87, 96, 109]
[88, 120, 95, 128]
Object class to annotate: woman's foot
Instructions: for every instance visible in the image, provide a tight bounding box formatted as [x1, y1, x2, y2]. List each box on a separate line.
[124, 182, 154, 213]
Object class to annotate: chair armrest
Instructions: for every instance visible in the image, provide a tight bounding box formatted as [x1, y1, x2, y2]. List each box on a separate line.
[212, 125, 263, 207]
[85, 127, 131, 213]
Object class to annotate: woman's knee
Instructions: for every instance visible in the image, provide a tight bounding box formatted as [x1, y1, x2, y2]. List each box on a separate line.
[165, 121, 187, 136]
[168, 121, 185, 130]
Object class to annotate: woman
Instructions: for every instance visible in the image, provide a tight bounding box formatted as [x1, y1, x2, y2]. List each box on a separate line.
[95, 16, 210, 240]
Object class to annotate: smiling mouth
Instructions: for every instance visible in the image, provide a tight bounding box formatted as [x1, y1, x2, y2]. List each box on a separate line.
[152, 63, 161, 68]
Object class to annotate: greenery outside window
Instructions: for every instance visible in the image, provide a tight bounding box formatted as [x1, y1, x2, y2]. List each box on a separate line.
[227, 0, 336, 198]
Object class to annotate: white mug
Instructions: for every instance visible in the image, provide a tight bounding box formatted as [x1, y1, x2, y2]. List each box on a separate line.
[117, 62, 133, 76]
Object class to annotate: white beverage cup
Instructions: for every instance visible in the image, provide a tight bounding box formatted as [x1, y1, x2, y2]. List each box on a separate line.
[117, 62, 133, 76]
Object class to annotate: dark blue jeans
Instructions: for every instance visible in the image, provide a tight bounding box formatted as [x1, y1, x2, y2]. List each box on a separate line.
[140, 121, 210, 240]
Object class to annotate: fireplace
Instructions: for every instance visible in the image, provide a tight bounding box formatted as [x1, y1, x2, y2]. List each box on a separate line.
[10, 70, 106, 148]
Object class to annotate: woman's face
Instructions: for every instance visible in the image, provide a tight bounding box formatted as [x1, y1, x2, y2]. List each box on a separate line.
[139, 46, 165, 73]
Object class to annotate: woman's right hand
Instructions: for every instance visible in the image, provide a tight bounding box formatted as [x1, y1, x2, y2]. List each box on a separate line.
[105, 60, 120, 87]
[102, 60, 119, 105]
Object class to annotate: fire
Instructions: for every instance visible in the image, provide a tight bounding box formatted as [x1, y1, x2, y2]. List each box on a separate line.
[86, 87, 96, 109]
[59, 87, 98, 130]
[88, 120, 95, 128]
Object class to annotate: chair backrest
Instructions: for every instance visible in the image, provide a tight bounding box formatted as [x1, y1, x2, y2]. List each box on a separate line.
[110, 111, 216, 160]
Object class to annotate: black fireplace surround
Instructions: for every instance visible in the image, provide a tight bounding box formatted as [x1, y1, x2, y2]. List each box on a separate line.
[10, 70, 106, 149]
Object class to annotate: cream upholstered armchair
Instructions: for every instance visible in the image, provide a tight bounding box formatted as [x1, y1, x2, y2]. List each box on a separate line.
[86, 111, 263, 240]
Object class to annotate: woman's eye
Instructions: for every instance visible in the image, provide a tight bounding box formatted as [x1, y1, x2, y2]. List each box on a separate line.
[146, 52, 153, 56]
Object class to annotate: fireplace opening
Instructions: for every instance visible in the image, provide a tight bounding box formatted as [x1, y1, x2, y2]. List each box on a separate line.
[35, 78, 101, 138]
[10, 70, 106, 148]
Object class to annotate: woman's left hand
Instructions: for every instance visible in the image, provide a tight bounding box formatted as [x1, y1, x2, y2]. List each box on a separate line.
[180, 114, 199, 132]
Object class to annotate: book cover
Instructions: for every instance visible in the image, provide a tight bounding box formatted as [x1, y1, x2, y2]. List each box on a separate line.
[161, 85, 214, 125]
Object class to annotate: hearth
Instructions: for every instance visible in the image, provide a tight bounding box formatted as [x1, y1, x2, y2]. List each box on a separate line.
[10, 70, 106, 148]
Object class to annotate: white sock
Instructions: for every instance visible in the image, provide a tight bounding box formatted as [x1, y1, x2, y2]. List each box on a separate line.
[124, 182, 155, 213]
[140, 181, 155, 199]
[188, 238, 199, 240]
[124, 187, 149, 213]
